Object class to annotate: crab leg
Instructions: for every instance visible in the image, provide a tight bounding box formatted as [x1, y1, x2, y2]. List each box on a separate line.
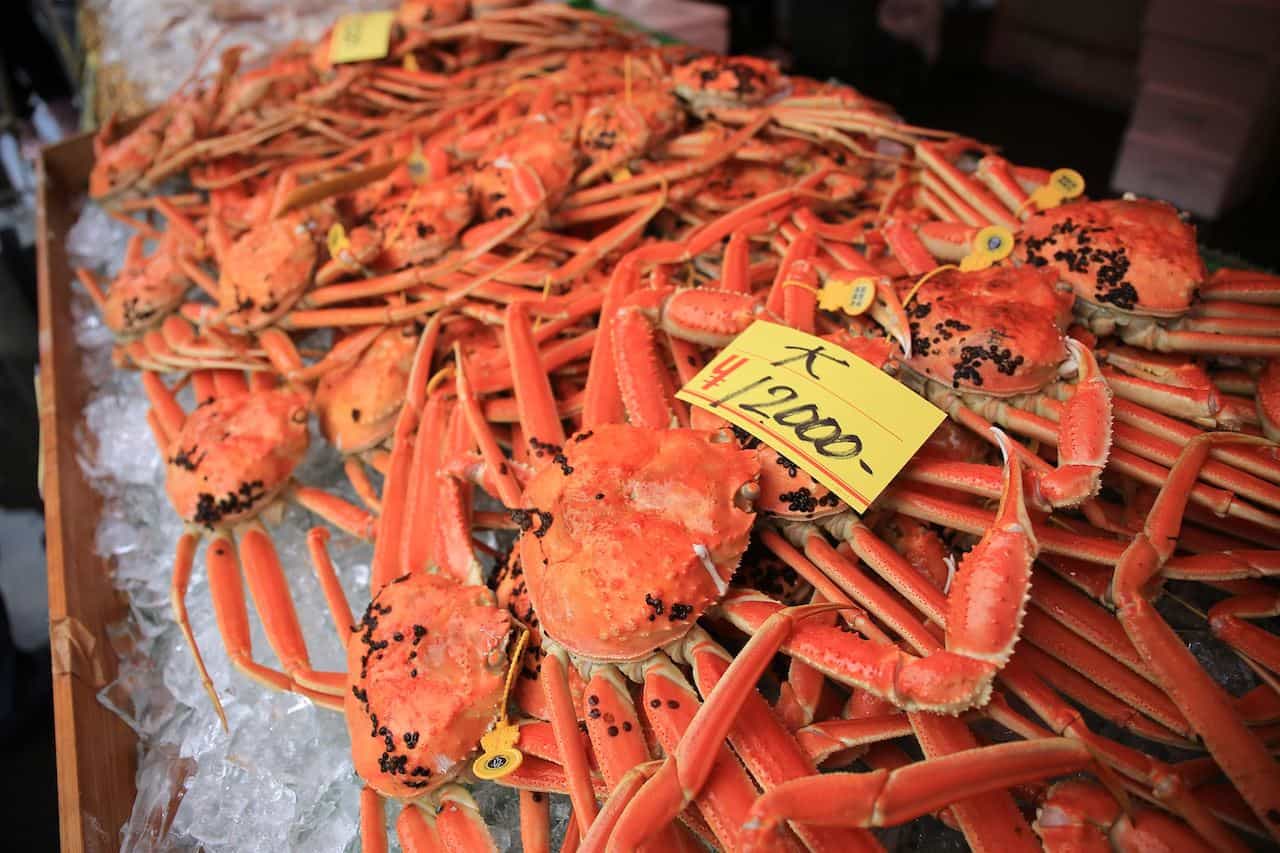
[1201, 269, 1280, 305]
[1110, 433, 1280, 838]
[600, 654, 789, 853]
[171, 530, 227, 728]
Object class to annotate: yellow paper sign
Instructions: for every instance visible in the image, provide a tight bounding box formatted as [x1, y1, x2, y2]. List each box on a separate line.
[819, 275, 877, 316]
[1025, 168, 1085, 212]
[330, 12, 396, 65]
[676, 321, 944, 513]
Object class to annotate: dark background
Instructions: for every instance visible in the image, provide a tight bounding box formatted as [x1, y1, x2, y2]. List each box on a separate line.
[0, 0, 1276, 849]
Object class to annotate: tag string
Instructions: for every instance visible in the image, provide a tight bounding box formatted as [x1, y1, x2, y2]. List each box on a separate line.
[903, 264, 956, 306]
[497, 627, 530, 723]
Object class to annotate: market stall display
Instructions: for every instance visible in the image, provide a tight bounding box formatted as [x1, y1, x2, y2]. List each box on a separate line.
[41, 1, 1280, 850]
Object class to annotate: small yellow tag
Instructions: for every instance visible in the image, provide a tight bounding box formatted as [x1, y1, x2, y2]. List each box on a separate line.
[471, 627, 529, 781]
[327, 223, 351, 258]
[403, 53, 420, 72]
[958, 225, 1014, 272]
[330, 12, 396, 65]
[818, 275, 877, 316]
[676, 322, 944, 513]
[611, 167, 634, 183]
[406, 149, 430, 186]
[473, 721, 524, 780]
[1024, 168, 1085, 212]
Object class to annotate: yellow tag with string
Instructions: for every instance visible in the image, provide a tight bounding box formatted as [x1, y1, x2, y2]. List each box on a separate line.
[903, 225, 1016, 307]
[676, 321, 943, 513]
[406, 148, 431, 185]
[1024, 168, 1085, 212]
[330, 11, 396, 65]
[959, 225, 1014, 271]
[327, 223, 351, 259]
[818, 275, 877, 316]
[472, 628, 529, 781]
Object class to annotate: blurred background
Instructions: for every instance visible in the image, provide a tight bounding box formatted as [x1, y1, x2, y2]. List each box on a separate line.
[0, 0, 1277, 848]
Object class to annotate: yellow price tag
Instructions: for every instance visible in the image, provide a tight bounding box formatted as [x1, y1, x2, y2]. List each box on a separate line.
[403, 53, 420, 72]
[1025, 168, 1085, 212]
[330, 12, 396, 65]
[406, 149, 430, 186]
[676, 321, 943, 513]
[818, 275, 877, 316]
[327, 223, 351, 259]
[471, 627, 528, 781]
[472, 721, 524, 780]
[958, 225, 1014, 272]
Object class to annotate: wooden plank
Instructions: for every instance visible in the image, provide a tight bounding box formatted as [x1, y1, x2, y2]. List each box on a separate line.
[39, 130, 139, 853]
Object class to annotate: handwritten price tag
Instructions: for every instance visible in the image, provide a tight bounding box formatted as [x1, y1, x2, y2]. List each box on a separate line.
[676, 321, 943, 513]
[330, 12, 396, 65]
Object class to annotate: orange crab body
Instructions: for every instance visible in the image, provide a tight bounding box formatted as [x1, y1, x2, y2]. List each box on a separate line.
[345, 573, 512, 799]
[217, 205, 333, 331]
[315, 326, 419, 454]
[101, 236, 192, 338]
[164, 389, 310, 527]
[1020, 198, 1205, 318]
[517, 424, 760, 661]
[671, 55, 783, 115]
[902, 265, 1074, 396]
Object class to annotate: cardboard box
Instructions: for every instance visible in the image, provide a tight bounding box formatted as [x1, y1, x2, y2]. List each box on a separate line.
[1140, 33, 1279, 107]
[1145, 0, 1280, 58]
[986, 21, 1138, 109]
[1111, 129, 1246, 217]
[1127, 82, 1259, 160]
[999, 0, 1146, 54]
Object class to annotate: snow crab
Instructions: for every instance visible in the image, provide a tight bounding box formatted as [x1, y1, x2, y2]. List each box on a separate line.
[142, 368, 376, 728]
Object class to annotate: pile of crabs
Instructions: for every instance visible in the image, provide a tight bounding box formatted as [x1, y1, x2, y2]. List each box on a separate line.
[81, 1, 1280, 850]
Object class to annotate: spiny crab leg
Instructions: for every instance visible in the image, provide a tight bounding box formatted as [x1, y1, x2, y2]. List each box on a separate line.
[1109, 432, 1280, 838]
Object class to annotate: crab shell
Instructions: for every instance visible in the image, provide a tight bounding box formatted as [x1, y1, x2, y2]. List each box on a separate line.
[164, 389, 310, 527]
[218, 206, 331, 332]
[345, 573, 512, 799]
[671, 55, 783, 114]
[518, 425, 760, 662]
[366, 176, 474, 271]
[315, 326, 419, 453]
[1020, 198, 1205, 318]
[104, 243, 190, 338]
[903, 265, 1074, 396]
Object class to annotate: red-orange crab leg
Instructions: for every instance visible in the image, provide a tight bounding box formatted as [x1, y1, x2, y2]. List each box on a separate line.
[577, 669, 698, 852]
[170, 530, 226, 728]
[1201, 269, 1280, 305]
[914, 140, 1020, 229]
[1207, 594, 1280, 678]
[599, 653, 795, 853]
[541, 648, 599, 837]
[739, 737, 1093, 848]
[991, 661, 1251, 851]
[682, 627, 883, 853]
[235, 520, 344, 701]
[1034, 779, 1216, 853]
[1111, 432, 1280, 838]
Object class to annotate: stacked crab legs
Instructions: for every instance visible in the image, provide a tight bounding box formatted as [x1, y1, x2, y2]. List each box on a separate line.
[77, 4, 1280, 850]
